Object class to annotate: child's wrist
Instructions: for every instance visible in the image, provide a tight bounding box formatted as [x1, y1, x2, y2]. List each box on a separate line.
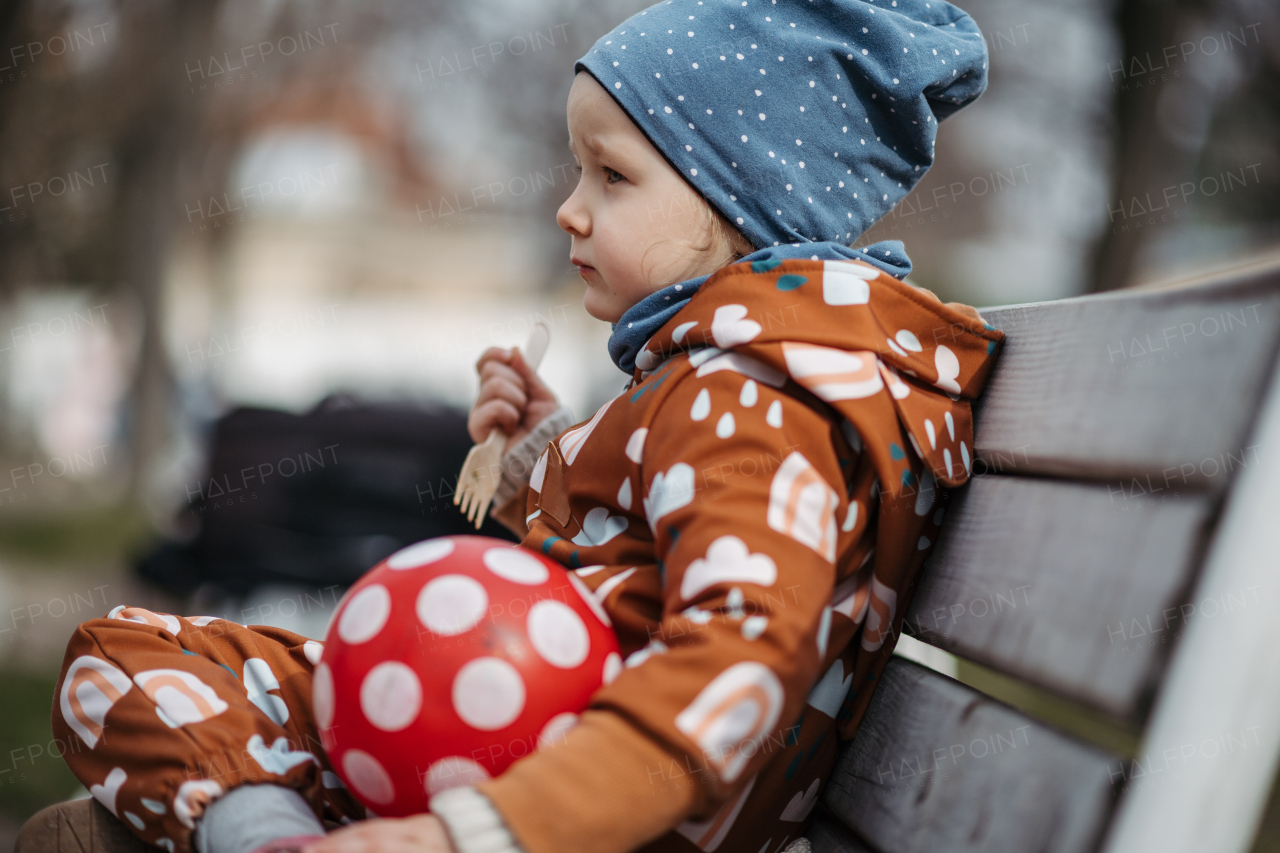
[492, 405, 576, 507]
[428, 787, 526, 853]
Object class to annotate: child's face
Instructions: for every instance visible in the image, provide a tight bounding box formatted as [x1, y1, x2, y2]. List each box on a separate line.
[558, 71, 753, 323]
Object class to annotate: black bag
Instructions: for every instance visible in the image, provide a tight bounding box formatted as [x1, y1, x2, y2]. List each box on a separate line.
[138, 394, 518, 597]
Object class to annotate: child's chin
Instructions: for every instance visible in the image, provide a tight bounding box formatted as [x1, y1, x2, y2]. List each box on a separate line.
[582, 289, 623, 324]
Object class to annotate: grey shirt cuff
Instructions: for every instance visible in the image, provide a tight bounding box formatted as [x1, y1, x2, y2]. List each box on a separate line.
[491, 405, 576, 509]
[429, 786, 527, 853]
[193, 784, 324, 853]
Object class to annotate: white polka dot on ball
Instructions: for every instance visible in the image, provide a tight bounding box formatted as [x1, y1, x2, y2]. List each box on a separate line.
[313, 662, 335, 729]
[337, 584, 391, 644]
[483, 548, 550, 585]
[603, 652, 623, 685]
[538, 712, 579, 749]
[566, 572, 612, 627]
[360, 661, 423, 732]
[387, 538, 455, 570]
[342, 749, 396, 805]
[303, 641, 324, 666]
[452, 657, 526, 730]
[527, 601, 590, 668]
[417, 575, 488, 636]
[425, 756, 492, 797]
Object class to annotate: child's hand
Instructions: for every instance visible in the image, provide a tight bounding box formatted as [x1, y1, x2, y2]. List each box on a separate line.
[300, 815, 454, 853]
[468, 346, 560, 452]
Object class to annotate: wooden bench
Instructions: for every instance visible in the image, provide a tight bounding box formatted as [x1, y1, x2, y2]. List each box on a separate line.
[801, 259, 1280, 853]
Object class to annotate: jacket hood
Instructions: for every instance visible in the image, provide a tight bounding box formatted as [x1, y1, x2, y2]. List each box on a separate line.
[632, 255, 1004, 500]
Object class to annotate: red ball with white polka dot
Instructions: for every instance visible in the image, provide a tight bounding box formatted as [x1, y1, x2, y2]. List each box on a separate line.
[313, 535, 621, 816]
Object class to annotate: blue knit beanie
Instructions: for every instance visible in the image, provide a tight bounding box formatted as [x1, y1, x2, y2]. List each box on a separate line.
[574, 0, 988, 249]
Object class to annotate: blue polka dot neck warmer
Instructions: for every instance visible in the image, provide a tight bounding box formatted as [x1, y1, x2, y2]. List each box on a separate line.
[574, 0, 988, 250]
[579, 0, 987, 374]
[608, 239, 910, 373]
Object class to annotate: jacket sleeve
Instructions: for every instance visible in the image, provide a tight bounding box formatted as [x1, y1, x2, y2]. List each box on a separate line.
[50, 608, 363, 853]
[476, 367, 848, 853]
[490, 406, 578, 515]
[490, 483, 533, 539]
[490, 406, 578, 538]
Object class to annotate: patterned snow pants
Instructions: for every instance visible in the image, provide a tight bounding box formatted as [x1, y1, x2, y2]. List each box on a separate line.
[53, 608, 851, 853]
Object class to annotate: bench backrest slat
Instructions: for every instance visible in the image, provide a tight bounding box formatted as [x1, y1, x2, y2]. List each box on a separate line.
[972, 273, 1280, 484]
[823, 658, 1118, 853]
[906, 475, 1215, 721]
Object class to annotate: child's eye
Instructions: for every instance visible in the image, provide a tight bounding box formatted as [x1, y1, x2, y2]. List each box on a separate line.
[603, 167, 625, 184]
[572, 164, 583, 175]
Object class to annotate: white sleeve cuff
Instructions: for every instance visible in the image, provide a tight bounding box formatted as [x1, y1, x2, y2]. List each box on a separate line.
[429, 786, 526, 853]
[491, 405, 576, 508]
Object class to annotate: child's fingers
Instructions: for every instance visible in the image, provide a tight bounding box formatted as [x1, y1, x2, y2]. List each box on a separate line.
[478, 371, 529, 412]
[475, 346, 512, 368]
[477, 357, 525, 391]
[468, 398, 521, 443]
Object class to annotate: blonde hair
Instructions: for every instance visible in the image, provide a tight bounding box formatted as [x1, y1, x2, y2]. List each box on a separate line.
[639, 191, 754, 290]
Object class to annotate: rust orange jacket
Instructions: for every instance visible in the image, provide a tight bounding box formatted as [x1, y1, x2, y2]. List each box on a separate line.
[477, 255, 1002, 853]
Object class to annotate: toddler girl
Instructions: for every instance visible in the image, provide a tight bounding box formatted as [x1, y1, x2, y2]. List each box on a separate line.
[45, 2, 1002, 853]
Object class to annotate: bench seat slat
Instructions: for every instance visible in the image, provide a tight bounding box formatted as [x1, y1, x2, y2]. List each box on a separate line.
[907, 474, 1213, 720]
[822, 658, 1119, 853]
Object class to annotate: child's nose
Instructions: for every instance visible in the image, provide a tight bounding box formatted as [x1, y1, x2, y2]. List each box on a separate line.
[556, 188, 590, 237]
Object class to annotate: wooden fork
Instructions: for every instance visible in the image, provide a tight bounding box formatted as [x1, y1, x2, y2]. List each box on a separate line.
[454, 322, 551, 528]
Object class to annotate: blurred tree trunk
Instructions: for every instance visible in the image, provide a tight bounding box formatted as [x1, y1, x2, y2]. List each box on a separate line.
[1088, 0, 1189, 292]
[1086, 0, 1244, 292]
[0, 0, 222, 497]
[115, 1, 219, 498]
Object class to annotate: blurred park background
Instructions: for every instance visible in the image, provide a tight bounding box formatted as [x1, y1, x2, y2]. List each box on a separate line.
[0, 0, 1278, 847]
